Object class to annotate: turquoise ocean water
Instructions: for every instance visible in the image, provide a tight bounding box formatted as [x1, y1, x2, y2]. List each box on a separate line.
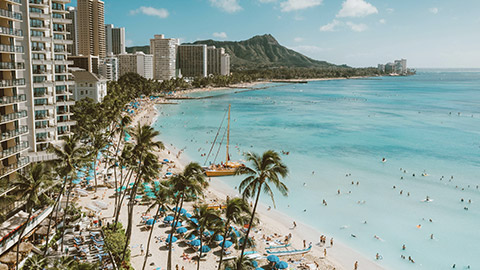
[152, 70, 480, 270]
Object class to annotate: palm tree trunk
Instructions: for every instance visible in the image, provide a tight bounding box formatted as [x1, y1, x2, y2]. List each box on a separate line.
[60, 183, 72, 251]
[238, 185, 262, 270]
[94, 150, 98, 192]
[114, 168, 133, 227]
[112, 129, 124, 220]
[167, 194, 183, 270]
[217, 219, 231, 270]
[141, 203, 161, 270]
[15, 198, 33, 270]
[43, 181, 66, 256]
[196, 233, 203, 270]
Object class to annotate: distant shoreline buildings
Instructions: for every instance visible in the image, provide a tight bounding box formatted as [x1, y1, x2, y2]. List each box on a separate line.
[378, 59, 414, 76]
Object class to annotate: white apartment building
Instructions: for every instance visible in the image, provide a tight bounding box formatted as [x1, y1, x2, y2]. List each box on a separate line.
[105, 24, 125, 55]
[71, 68, 107, 103]
[118, 52, 153, 79]
[99, 55, 118, 81]
[150, 34, 178, 81]
[24, 0, 76, 161]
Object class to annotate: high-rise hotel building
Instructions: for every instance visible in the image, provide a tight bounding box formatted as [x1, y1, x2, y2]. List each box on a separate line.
[0, 0, 29, 182]
[150, 34, 178, 81]
[77, 0, 105, 58]
[24, 0, 76, 162]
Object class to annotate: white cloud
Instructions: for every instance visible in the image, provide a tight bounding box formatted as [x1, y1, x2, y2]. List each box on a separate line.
[379, 19, 386, 24]
[429, 7, 439, 14]
[209, 0, 242, 13]
[386, 8, 394, 13]
[258, 0, 277, 3]
[337, 0, 378, 18]
[280, 0, 323, 12]
[294, 37, 304, 42]
[130, 6, 169, 19]
[346, 21, 368, 32]
[291, 45, 327, 55]
[212, 32, 228, 39]
[319, 19, 341, 32]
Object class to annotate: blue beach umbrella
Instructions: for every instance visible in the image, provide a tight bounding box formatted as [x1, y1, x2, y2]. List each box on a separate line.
[164, 216, 174, 222]
[173, 207, 186, 214]
[166, 235, 177, 243]
[135, 195, 143, 199]
[267, 255, 280, 263]
[256, 268, 264, 270]
[190, 218, 198, 225]
[85, 176, 93, 181]
[200, 245, 211, 253]
[72, 178, 81, 184]
[214, 234, 224, 241]
[146, 219, 156, 226]
[186, 234, 196, 241]
[221, 240, 233, 249]
[184, 212, 192, 218]
[252, 261, 258, 267]
[173, 221, 183, 227]
[189, 239, 201, 246]
[176, 227, 188, 234]
[275, 261, 288, 269]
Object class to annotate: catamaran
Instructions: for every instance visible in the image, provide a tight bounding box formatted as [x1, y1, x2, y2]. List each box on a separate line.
[204, 104, 244, 177]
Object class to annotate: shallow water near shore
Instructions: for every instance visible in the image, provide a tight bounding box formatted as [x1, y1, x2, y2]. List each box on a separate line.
[153, 70, 480, 270]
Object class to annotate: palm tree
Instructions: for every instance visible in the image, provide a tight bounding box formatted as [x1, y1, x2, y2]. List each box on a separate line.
[47, 135, 89, 252]
[217, 198, 251, 270]
[23, 254, 49, 270]
[11, 163, 52, 270]
[235, 150, 288, 270]
[121, 124, 164, 262]
[185, 204, 222, 270]
[141, 183, 172, 270]
[111, 115, 131, 216]
[166, 162, 207, 270]
[88, 131, 109, 192]
[223, 257, 257, 270]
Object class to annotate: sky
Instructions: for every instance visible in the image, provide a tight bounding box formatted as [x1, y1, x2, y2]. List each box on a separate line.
[68, 0, 480, 68]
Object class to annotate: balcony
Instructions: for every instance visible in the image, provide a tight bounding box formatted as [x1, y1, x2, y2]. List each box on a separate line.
[0, 44, 24, 53]
[6, 0, 22, 5]
[29, 0, 48, 7]
[52, 17, 71, 24]
[33, 69, 49, 75]
[56, 89, 72, 95]
[57, 120, 76, 127]
[0, 8, 22, 21]
[35, 113, 50, 120]
[0, 110, 28, 124]
[0, 79, 25, 88]
[31, 46, 46, 52]
[53, 39, 73, 45]
[34, 102, 55, 110]
[31, 35, 50, 42]
[0, 141, 29, 159]
[0, 156, 30, 179]
[58, 129, 71, 135]
[56, 109, 69, 115]
[0, 26, 22, 38]
[56, 100, 75, 106]
[0, 126, 28, 142]
[0, 94, 26, 106]
[29, 12, 50, 20]
[0, 62, 25, 70]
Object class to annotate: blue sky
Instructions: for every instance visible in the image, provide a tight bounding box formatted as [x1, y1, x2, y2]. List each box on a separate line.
[69, 0, 480, 68]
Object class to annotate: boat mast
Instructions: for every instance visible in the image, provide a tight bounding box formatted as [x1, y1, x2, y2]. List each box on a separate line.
[226, 104, 231, 162]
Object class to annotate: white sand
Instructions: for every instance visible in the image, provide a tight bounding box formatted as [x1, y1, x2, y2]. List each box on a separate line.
[76, 92, 385, 270]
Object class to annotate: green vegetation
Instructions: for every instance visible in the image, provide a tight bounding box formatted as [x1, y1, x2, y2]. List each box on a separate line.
[22, 255, 99, 270]
[104, 223, 131, 269]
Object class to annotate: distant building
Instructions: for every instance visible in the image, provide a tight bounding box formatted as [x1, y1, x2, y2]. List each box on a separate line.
[71, 68, 108, 103]
[118, 52, 153, 79]
[78, 0, 106, 57]
[99, 55, 119, 81]
[207, 46, 230, 76]
[66, 7, 78, 55]
[379, 59, 407, 75]
[68, 55, 99, 74]
[177, 44, 207, 78]
[150, 34, 179, 81]
[105, 24, 126, 55]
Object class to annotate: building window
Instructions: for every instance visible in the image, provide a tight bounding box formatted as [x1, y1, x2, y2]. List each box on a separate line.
[31, 30, 44, 37]
[30, 19, 44, 28]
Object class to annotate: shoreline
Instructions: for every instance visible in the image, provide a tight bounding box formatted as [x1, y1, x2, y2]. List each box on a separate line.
[149, 94, 385, 269]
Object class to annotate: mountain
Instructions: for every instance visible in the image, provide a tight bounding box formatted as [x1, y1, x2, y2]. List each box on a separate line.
[126, 34, 343, 70]
[126, 45, 150, 54]
[192, 34, 341, 70]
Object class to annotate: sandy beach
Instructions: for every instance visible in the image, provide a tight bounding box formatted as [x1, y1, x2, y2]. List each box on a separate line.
[75, 85, 385, 270]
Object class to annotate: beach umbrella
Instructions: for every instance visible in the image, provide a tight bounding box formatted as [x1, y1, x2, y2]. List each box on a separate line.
[184, 212, 192, 218]
[186, 234, 196, 241]
[252, 261, 258, 267]
[230, 227, 241, 238]
[146, 219, 156, 226]
[176, 227, 188, 234]
[173, 207, 186, 214]
[189, 239, 201, 246]
[164, 216, 174, 222]
[135, 195, 143, 199]
[166, 235, 177, 243]
[267, 255, 280, 263]
[221, 240, 233, 248]
[173, 221, 183, 227]
[129, 183, 134, 186]
[214, 234, 224, 241]
[200, 245, 211, 253]
[190, 218, 198, 225]
[275, 261, 288, 269]
[256, 268, 264, 270]
[72, 178, 82, 185]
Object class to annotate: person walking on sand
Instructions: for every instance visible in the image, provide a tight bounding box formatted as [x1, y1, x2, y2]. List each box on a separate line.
[140, 244, 144, 255]
[293, 221, 297, 228]
[324, 248, 327, 257]
[330, 238, 334, 246]
[354, 261, 358, 270]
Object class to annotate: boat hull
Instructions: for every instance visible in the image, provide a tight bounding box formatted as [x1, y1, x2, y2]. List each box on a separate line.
[205, 168, 237, 177]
